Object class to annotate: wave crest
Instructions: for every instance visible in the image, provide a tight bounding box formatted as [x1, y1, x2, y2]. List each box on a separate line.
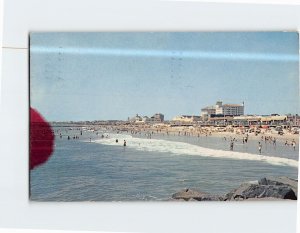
[93, 134, 298, 168]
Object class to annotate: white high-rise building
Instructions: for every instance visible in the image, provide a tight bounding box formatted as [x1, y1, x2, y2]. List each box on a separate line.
[201, 101, 244, 117]
[222, 104, 244, 116]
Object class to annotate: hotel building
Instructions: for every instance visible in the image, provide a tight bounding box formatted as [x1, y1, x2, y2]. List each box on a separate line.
[201, 101, 244, 118]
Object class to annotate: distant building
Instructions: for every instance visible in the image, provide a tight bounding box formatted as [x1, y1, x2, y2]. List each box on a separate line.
[201, 106, 216, 121]
[151, 113, 164, 122]
[222, 104, 244, 116]
[129, 113, 164, 123]
[232, 115, 288, 127]
[260, 115, 287, 126]
[201, 101, 244, 118]
[233, 115, 261, 126]
[129, 114, 144, 123]
[208, 115, 234, 126]
[287, 114, 300, 126]
[141, 116, 150, 122]
[215, 101, 223, 115]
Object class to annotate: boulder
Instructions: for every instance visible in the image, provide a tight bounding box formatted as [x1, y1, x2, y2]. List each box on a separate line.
[172, 188, 223, 201]
[224, 183, 253, 201]
[258, 177, 298, 198]
[172, 189, 206, 201]
[193, 195, 224, 201]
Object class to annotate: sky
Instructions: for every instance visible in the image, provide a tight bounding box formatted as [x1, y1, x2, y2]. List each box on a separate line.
[30, 32, 299, 121]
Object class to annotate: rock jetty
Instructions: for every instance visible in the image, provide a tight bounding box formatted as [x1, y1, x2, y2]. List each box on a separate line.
[171, 177, 298, 201]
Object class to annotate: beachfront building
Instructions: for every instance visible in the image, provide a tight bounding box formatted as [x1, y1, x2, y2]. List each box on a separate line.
[232, 115, 288, 127]
[128, 113, 164, 124]
[129, 114, 144, 123]
[287, 114, 300, 126]
[233, 115, 261, 126]
[151, 113, 164, 122]
[215, 101, 223, 114]
[201, 106, 216, 116]
[207, 115, 234, 126]
[201, 101, 244, 119]
[222, 104, 244, 116]
[201, 106, 216, 121]
[260, 115, 287, 126]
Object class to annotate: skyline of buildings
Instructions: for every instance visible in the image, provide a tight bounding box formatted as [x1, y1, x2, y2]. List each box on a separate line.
[124, 100, 299, 126]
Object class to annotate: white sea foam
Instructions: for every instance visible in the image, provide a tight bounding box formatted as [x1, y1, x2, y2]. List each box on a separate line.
[94, 134, 298, 168]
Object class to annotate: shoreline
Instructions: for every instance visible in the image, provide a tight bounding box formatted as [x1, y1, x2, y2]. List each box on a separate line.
[53, 123, 299, 161]
[105, 127, 299, 160]
[94, 132, 299, 167]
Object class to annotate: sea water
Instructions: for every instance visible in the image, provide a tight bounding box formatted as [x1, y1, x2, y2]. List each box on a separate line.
[30, 129, 299, 201]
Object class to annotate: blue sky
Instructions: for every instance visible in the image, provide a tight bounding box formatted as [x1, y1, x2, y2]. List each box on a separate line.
[30, 32, 299, 121]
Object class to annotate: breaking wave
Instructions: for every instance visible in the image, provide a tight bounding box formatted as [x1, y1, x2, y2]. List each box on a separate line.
[93, 134, 298, 168]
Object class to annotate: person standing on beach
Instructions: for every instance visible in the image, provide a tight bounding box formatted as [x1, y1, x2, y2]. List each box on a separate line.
[292, 140, 296, 151]
[258, 142, 262, 155]
[230, 140, 234, 151]
[123, 140, 127, 147]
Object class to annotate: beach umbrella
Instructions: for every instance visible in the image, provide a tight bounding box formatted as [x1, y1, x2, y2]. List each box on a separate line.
[30, 107, 55, 170]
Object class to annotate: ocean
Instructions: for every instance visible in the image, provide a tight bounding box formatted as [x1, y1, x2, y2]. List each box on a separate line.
[30, 128, 299, 201]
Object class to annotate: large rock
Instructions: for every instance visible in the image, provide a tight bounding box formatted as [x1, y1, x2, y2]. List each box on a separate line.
[225, 183, 297, 201]
[258, 177, 298, 198]
[224, 183, 253, 201]
[193, 195, 224, 201]
[172, 189, 223, 201]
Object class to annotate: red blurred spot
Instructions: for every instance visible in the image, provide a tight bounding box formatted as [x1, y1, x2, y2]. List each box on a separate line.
[30, 108, 54, 170]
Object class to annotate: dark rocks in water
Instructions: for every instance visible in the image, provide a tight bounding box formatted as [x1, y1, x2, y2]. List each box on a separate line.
[172, 189, 223, 201]
[224, 183, 252, 201]
[225, 183, 297, 201]
[193, 195, 224, 201]
[171, 177, 298, 201]
[258, 177, 298, 198]
[172, 189, 205, 201]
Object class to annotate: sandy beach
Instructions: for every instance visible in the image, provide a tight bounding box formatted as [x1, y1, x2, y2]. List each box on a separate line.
[95, 123, 299, 144]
